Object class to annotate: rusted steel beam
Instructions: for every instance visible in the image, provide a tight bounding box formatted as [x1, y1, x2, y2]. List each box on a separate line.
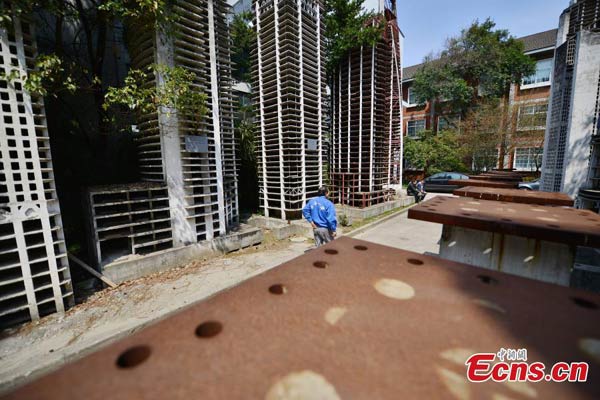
[485, 171, 522, 176]
[3, 237, 600, 399]
[469, 175, 522, 182]
[454, 186, 574, 207]
[408, 197, 600, 247]
[450, 179, 519, 189]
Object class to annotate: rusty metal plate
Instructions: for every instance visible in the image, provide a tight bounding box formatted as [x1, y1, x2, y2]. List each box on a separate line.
[450, 179, 519, 188]
[469, 175, 522, 182]
[487, 171, 521, 174]
[454, 186, 574, 207]
[408, 197, 600, 247]
[3, 238, 600, 399]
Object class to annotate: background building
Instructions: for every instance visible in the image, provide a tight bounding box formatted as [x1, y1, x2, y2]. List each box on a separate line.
[253, 0, 327, 220]
[330, 3, 404, 208]
[541, 0, 600, 206]
[402, 29, 557, 173]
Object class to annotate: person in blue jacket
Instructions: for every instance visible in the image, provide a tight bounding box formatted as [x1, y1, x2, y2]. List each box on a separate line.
[302, 186, 337, 247]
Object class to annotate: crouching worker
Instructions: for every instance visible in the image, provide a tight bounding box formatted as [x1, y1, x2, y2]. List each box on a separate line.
[302, 186, 337, 247]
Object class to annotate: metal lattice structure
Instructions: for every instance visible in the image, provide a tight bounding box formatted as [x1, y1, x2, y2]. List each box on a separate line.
[541, 42, 571, 192]
[330, 7, 403, 208]
[253, 0, 327, 220]
[85, 184, 173, 268]
[541, 0, 600, 195]
[126, 0, 238, 244]
[0, 14, 74, 328]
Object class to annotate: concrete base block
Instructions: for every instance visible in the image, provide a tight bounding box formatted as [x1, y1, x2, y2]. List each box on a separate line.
[336, 197, 414, 224]
[102, 225, 263, 284]
[439, 225, 574, 286]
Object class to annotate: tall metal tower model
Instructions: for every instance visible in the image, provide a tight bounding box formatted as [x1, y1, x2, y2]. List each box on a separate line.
[253, 0, 327, 220]
[330, 0, 403, 208]
[127, 0, 239, 243]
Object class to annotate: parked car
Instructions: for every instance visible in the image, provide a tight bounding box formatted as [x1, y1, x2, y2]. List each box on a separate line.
[518, 179, 540, 191]
[423, 172, 469, 193]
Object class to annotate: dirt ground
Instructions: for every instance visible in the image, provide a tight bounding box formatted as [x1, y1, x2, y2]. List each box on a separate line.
[0, 235, 312, 393]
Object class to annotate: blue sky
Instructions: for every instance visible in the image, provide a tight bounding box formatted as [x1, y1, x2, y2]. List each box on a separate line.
[363, 0, 569, 67]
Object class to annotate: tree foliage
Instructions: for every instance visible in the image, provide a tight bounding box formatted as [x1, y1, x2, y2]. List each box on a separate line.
[103, 65, 208, 133]
[412, 60, 473, 115]
[411, 19, 538, 170]
[0, 54, 78, 96]
[1, 0, 176, 99]
[458, 100, 545, 172]
[403, 130, 466, 176]
[230, 11, 253, 82]
[412, 19, 535, 114]
[99, 0, 177, 31]
[458, 101, 506, 172]
[0, 0, 66, 26]
[234, 101, 259, 211]
[323, 0, 384, 73]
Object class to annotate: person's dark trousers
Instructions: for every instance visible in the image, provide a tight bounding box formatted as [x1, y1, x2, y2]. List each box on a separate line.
[313, 227, 334, 247]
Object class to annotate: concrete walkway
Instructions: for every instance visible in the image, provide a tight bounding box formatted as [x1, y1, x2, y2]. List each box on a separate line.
[354, 193, 451, 255]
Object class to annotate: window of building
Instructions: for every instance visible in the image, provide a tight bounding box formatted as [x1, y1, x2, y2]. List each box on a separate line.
[522, 59, 553, 87]
[518, 103, 548, 130]
[514, 147, 543, 170]
[407, 119, 426, 138]
[407, 87, 419, 106]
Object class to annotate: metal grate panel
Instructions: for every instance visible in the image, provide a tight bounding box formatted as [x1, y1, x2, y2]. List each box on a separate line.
[0, 13, 73, 328]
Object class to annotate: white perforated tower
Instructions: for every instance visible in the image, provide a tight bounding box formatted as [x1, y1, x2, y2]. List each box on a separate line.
[253, 0, 327, 220]
[128, 0, 239, 244]
[0, 14, 74, 328]
[330, 3, 403, 208]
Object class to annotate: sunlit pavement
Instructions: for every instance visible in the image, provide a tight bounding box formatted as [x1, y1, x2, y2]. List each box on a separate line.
[356, 193, 454, 255]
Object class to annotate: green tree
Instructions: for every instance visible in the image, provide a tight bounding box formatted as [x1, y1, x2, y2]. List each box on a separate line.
[459, 101, 506, 172]
[103, 64, 208, 134]
[230, 10, 258, 210]
[412, 59, 473, 122]
[230, 11, 253, 82]
[411, 19, 536, 167]
[404, 130, 466, 176]
[1, 0, 177, 135]
[235, 103, 259, 211]
[323, 0, 383, 74]
[413, 19, 534, 109]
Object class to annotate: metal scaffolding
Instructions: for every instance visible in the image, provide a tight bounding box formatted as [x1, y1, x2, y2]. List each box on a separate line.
[253, 0, 327, 220]
[330, 5, 403, 208]
[0, 14, 74, 328]
[126, 0, 238, 244]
